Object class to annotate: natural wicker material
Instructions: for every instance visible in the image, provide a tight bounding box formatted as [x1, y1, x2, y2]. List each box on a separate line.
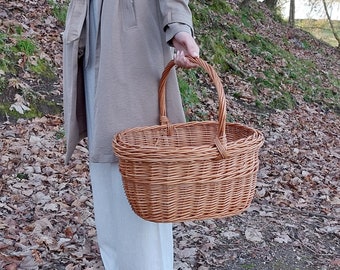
[112, 57, 264, 222]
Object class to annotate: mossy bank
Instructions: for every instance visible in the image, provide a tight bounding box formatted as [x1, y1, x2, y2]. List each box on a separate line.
[0, 0, 339, 123]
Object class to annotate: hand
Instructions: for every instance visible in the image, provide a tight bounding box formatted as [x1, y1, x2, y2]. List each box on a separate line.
[172, 32, 200, 68]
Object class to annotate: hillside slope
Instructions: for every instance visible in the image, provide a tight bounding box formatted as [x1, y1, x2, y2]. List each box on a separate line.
[183, 0, 339, 119]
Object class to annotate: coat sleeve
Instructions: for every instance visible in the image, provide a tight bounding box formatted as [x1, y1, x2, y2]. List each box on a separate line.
[159, 0, 194, 43]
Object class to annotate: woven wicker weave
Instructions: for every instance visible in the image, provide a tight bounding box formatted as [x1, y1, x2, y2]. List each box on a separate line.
[112, 57, 264, 222]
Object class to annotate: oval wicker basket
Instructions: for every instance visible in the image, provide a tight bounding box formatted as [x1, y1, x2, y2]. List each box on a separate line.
[112, 57, 264, 222]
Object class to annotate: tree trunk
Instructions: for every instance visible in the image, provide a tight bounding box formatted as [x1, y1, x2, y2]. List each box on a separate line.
[264, 0, 278, 10]
[322, 0, 340, 48]
[288, 0, 295, 27]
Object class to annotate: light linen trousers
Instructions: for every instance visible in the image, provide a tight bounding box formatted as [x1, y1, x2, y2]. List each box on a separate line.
[83, 2, 173, 269]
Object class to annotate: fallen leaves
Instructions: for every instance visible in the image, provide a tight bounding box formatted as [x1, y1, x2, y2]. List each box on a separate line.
[1, 106, 338, 270]
[0, 116, 101, 269]
[245, 227, 264, 243]
[173, 103, 339, 270]
[9, 94, 31, 114]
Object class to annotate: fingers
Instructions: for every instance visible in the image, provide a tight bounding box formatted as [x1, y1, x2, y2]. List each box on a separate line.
[172, 32, 200, 68]
[174, 50, 198, 68]
[173, 32, 200, 57]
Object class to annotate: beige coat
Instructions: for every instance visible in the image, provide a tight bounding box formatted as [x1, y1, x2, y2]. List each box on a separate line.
[63, 0, 193, 163]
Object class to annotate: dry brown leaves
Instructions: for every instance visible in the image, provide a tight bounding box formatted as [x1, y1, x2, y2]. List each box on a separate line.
[0, 106, 338, 269]
[0, 0, 63, 68]
[0, 0, 64, 118]
[173, 102, 339, 270]
[1, 116, 103, 269]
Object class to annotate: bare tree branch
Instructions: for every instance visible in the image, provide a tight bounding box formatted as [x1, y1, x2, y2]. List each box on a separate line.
[322, 0, 340, 47]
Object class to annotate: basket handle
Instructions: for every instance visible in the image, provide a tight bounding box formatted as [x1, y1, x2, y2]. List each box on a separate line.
[159, 56, 228, 158]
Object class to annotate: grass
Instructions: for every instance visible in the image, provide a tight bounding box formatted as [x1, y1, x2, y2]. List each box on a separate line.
[1, 0, 339, 121]
[178, 70, 200, 109]
[177, 68, 211, 121]
[0, 26, 58, 119]
[0, 31, 55, 76]
[0, 1, 70, 121]
[14, 38, 37, 55]
[28, 57, 56, 80]
[183, 0, 340, 113]
[48, 0, 70, 26]
[296, 19, 340, 47]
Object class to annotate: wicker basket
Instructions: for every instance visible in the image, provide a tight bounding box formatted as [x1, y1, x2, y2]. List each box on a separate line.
[112, 57, 264, 222]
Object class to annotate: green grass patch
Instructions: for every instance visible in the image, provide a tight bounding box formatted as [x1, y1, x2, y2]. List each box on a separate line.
[28, 58, 57, 80]
[17, 173, 29, 180]
[14, 38, 36, 55]
[296, 19, 340, 47]
[0, 33, 14, 73]
[270, 91, 296, 110]
[178, 75, 200, 106]
[207, 0, 233, 13]
[0, 102, 43, 120]
[55, 129, 65, 140]
[48, 0, 70, 26]
[0, 24, 58, 120]
[178, 69, 200, 118]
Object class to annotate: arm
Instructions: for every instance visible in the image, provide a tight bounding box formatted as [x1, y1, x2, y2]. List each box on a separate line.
[159, 0, 200, 68]
[159, 0, 193, 32]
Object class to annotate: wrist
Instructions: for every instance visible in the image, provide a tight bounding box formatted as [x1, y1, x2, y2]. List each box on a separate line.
[165, 23, 193, 46]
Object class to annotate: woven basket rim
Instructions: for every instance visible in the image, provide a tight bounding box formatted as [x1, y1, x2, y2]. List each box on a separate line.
[114, 121, 263, 149]
[113, 121, 264, 162]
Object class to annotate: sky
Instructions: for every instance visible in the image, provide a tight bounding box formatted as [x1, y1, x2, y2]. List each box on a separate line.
[278, 0, 340, 20]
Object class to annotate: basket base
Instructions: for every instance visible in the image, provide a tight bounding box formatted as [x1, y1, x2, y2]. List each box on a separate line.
[122, 166, 258, 223]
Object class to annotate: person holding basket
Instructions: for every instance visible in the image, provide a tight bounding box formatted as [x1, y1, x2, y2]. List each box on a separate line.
[62, 0, 199, 269]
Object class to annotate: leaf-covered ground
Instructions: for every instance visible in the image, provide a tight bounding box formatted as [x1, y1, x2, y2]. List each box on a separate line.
[0, 0, 339, 269]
